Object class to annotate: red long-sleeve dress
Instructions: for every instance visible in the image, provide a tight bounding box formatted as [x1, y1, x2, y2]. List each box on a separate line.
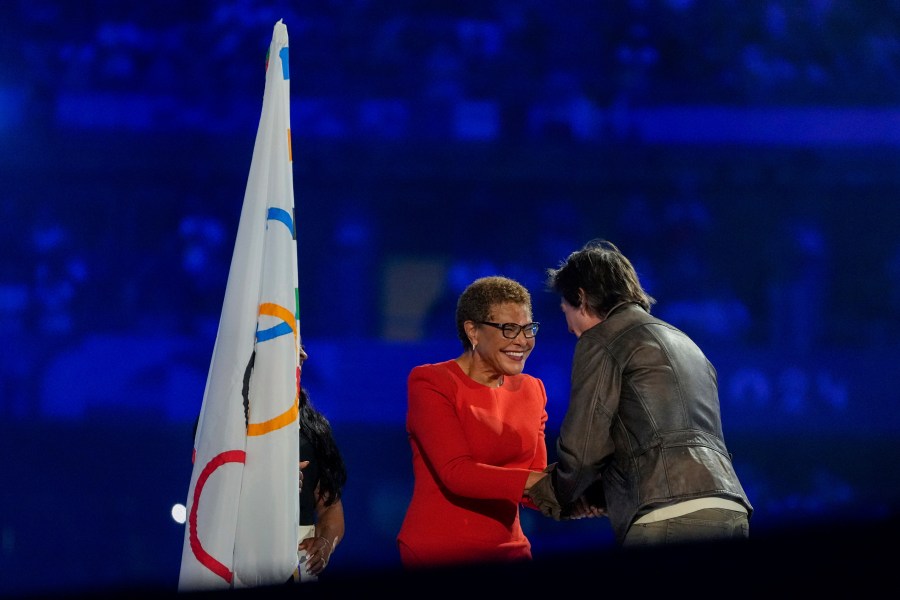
[396, 359, 549, 568]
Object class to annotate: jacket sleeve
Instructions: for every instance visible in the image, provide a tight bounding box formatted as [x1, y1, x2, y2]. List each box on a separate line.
[406, 366, 533, 502]
[526, 463, 562, 519]
[552, 335, 618, 508]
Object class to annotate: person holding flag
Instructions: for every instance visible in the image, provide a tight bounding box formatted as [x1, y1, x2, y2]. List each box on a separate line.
[292, 344, 347, 582]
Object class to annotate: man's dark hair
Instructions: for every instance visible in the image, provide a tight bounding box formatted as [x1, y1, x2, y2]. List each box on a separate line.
[546, 239, 656, 317]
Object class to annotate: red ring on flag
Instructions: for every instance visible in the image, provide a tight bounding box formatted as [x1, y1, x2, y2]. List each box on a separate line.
[188, 449, 246, 584]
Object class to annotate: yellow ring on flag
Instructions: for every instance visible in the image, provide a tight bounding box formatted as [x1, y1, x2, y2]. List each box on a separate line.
[247, 302, 299, 436]
[258, 302, 297, 337]
[247, 394, 299, 436]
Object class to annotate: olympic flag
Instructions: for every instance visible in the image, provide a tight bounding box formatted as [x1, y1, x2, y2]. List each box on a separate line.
[178, 20, 300, 590]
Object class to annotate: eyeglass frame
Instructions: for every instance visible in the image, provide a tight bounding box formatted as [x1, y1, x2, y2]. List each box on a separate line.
[477, 321, 540, 339]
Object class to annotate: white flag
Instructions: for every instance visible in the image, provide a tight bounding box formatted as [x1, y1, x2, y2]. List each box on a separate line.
[178, 20, 300, 591]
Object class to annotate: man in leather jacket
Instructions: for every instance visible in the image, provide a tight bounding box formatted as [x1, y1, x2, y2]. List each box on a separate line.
[526, 239, 752, 547]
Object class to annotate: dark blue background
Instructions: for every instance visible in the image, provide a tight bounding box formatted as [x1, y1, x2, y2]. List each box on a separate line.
[2, 1, 899, 597]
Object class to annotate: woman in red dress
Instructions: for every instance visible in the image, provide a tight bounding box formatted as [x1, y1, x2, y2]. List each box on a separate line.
[397, 276, 549, 568]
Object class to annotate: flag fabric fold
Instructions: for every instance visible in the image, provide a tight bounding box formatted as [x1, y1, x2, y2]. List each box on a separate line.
[178, 19, 300, 591]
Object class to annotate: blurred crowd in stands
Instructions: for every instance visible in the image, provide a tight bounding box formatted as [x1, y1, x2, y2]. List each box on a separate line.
[1, 7, 898, 592]
[2, 0, 900, 419]
[6, 1, 900, 137]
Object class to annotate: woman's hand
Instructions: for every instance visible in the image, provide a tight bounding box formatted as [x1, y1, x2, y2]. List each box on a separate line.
[298, 460, 309, 492]
[524, 470, 547, 494]
[298, 535, 334, 576]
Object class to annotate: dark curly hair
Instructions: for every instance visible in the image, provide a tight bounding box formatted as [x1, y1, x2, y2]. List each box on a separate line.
[455, 276, 532, 351]
[236, 349, 346, 506]
[545, 239, 656, 317]
[299, 387, 347, 506]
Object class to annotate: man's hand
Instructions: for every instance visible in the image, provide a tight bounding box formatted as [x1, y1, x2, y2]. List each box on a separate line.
[565, 495, 606, 520]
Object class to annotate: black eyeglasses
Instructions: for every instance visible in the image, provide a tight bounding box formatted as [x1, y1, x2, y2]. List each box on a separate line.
[478, 321, 540, 339]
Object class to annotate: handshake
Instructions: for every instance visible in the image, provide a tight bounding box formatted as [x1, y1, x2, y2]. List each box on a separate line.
[528, 463, 606, 521]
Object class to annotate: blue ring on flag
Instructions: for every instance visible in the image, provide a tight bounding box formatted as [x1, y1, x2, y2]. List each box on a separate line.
[267, 207, 294, 236]
[257, 321, 293, 343]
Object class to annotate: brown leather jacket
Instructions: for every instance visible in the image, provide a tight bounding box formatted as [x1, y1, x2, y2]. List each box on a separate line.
[528, 302, 752, 543]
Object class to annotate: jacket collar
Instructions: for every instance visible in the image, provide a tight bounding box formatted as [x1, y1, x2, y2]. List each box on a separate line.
[604, 300, 640, 319]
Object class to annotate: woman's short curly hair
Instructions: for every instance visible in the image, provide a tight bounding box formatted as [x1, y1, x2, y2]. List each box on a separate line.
[455, 276, 532, 351]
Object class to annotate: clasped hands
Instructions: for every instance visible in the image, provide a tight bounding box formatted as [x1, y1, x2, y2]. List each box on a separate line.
[564, 495, 606, 520]
[526, 466, 605, 520]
